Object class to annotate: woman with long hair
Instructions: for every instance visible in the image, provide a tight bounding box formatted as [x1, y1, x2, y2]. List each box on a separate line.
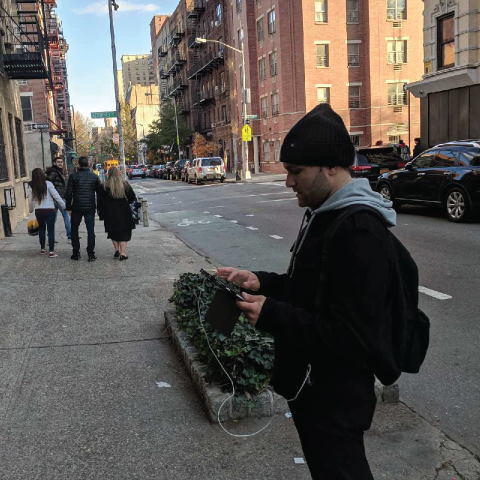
[99, 166, 137, 260]
[28, 168, 66, 258]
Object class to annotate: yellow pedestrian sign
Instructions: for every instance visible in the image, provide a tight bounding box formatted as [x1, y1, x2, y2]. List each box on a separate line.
[242, 124, 252, 142]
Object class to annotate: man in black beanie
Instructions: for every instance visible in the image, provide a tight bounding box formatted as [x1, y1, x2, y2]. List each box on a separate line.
[218, 104, 399, 479]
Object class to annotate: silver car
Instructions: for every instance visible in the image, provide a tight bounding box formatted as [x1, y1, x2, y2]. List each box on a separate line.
[187, 157, 226, 184]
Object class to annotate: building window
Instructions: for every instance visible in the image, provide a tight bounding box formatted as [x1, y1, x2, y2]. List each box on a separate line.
[221, 105, 227, 123]
[387, 0, 406, 20]
[388, 82, 407, 106]
[259, 58, 266, 81]
[438, 13, 455, 69]
[387, 40, 407, 64]
[263, 141, 270, 162]
[274, 140, 281, 161]
[350, 134, 361, 146]
[349, 86, 360, 108]
[268, 10, 276, 35]
[220, 71, 225, 92]
[269, 51, 277, 76]
[16, 80, 27, 85]
[0, 110, 8, 183]
[271, 92, 279, 116]
[315, 1, 327, 23]
[316, 44, 329, 67]
[239, 65, 243, 88]
[8, 114, 18, 179]
[348, 43, 359, 66]
[216, 4, 222, 24]
[261, 96, 268, 118]
[15, 118, 26, 177]
[347, 0, 359, 23]
[20, 96, 33, 122]
[317, 87, 330, 104]
[236, 0, 242, 13]
[257, 18, 264, 42]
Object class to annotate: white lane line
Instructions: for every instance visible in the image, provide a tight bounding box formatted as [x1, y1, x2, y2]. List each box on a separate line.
[270, 235, 283, 240]
[246, 226, 258, 231]
[230, 220, 238, 223]
[257, 197, 297, 203]
[419, 286, 452, 300]
[214, 214, 223, 218]
[246, 214, 255, 217]
[203, 211, 210, 213]
[209, 205, 225, 209]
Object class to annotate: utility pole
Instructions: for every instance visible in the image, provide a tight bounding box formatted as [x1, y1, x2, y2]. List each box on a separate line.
[71, 105, 79, 152]
[108, 0, 126, 177]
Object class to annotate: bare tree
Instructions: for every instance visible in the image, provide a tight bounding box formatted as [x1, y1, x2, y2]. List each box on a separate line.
[71, 111, 95, 158]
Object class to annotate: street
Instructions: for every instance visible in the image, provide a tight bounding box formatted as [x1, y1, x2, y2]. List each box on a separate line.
[133, 176, 480, 457]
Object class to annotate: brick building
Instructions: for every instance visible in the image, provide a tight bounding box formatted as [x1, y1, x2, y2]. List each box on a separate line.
[151, 0, 423, 173]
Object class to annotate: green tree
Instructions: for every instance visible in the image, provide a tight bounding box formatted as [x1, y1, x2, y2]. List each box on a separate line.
[145, 100, 190, 161]
[120, 100, 138, 162]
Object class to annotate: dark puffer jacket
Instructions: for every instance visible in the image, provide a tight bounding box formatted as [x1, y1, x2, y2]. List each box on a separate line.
[65, 167, 103, 212]
[45, 165, 66, 198]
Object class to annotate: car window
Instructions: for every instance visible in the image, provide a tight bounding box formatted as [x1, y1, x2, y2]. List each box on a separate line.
[201, 158, 222, 166]
[413, 150, 437, 168]
[432, 150, 456, 167]
[356, 154, 369, 165]
[361, 150, 402, 165]
[457, 148, 480, 166]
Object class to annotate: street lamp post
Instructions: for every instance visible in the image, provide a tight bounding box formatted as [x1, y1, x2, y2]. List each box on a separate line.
[108, 0, 126, 177]
[195, 38, 249, 181]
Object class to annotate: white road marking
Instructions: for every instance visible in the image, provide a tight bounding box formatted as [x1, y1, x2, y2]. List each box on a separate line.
[214, 214, 223, 218]
[270, 235, 283, 240]
[230, 220, 238, 223]
[246, 226, 258, 230]
[209, 205, 225, 209]
[203, 211, 210, 213]
[257, 197, 297, 203]
[258, 182, 286, 187]
[418, 286, 452, 300]
[246, 214, 255, 217]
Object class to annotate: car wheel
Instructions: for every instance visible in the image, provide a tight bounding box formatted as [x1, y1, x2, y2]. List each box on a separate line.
[379, 183, 401, 211]
[445, 188, 470, 223]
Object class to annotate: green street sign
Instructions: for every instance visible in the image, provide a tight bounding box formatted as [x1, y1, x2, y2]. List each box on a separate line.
[91, 111, 117, 119]
[246, 115, 258, 120]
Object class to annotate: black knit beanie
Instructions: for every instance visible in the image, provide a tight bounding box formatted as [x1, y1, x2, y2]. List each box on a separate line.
[280, 104, 355, 167]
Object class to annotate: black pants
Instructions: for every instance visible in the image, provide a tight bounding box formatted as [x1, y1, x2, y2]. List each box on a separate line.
[35, 209, 56, 252]
[288, 373, 376, 480]
[71, 209, 96, 254]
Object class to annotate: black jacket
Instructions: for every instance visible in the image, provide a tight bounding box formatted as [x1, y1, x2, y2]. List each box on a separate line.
[45, 165, 66, 198]
[413, 144, 422, 158]
[254, 208, 394, 400]
[99, 183, 137, 232]
[65, 167, 103, 212]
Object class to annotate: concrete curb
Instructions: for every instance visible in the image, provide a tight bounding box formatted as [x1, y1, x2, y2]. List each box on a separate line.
[164, 310, 289, 422]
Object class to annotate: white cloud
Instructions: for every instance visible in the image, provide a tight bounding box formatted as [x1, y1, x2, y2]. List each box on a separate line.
[73, 2, 160, 15]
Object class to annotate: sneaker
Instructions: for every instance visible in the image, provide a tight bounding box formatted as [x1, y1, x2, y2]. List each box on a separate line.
[71, 252, 81, 260]
[88, 253, 97, 262]
[67, 238, 72, 245]
[40, 249, 46, 255]
[49, 251, 58, 258]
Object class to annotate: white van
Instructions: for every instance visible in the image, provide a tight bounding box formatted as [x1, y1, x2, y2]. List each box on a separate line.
[187, 157, 226, 184]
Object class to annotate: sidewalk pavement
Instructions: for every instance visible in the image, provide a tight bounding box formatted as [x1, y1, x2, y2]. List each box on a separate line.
[0, 215, 479, 479]
[225, 171, 287, 184]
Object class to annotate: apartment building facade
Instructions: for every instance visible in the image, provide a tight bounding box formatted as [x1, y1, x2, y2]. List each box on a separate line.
[407, 0, 480, 148]
[121, 54, 157, 97]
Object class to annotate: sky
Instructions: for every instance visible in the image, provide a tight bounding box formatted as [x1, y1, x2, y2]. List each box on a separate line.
[56, 1, 177, 127]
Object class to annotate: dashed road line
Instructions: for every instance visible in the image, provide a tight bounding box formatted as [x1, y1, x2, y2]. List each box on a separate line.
[270, 235, 283, 240]
[214, 215, 223, 218]
[419, 286, 452, 300]
[257, 197, 297, 203]
[246, 226, 258, 231]
[230, 220, 238, 223]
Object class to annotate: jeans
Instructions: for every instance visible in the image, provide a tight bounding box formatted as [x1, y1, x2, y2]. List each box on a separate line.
[55, 207, 71, 239]
[71, 210, 96, 254]
[35, 210, 56, 252]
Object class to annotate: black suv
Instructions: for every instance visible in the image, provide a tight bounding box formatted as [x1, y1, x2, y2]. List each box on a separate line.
[173, 159, 188, 180]
[350, 146, 406, 189]
[377, 141, 480, 222]
[164, 161, 176, 180]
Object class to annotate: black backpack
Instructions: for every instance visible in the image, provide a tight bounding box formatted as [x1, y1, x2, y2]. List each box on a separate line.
[319, 205, 430, 386]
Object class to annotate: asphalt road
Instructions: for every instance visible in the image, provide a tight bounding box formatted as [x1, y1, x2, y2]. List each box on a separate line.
[133, 176, 480, 456]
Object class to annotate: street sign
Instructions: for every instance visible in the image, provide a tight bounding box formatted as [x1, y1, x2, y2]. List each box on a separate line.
[242, 124, 252, 142]
[91, 111, 117, 119]
[246, 115, 258, 120]
[33, 123, 49, 129]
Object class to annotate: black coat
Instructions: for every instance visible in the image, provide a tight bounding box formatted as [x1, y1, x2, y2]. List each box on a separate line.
[46, 165, 66, 198]
[65, 167, 103, 212]
[254, 208, 394, 400]
[99, 183, 136, 233]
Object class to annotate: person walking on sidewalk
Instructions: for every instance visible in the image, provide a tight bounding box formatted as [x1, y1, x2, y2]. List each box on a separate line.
[46, 156, 71, 243]
[217, 104, 401, 479]
[99, 166, 137, 261]
[28, 168, 65, 258]
[65, 156, 103, 262]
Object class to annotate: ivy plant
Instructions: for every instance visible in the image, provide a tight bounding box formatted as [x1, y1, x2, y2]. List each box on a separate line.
[169, 273, 275, 396]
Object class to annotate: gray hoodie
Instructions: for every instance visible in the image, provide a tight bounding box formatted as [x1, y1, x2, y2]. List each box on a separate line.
[288, 178, 396, 276]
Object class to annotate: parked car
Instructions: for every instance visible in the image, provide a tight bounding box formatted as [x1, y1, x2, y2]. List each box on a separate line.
[145, 165, 154, 177]
[157, 164, 167, 179]
[164, 161, 176, 180]
[377, 141, 480, 222]
[350, 146, 407, 189]
[172, 159, 189, 180]
[128, 164, 147, 179]
[150, 165, 162, 178]
[181, 160, 191, 182]
[187, 157, 226, 184]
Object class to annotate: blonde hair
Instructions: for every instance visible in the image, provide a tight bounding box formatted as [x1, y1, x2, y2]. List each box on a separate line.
[105, 166, 127, 199]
